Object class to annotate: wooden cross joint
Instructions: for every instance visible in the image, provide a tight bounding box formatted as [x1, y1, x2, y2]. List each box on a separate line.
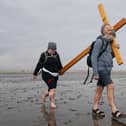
[59, 4, 126, 75]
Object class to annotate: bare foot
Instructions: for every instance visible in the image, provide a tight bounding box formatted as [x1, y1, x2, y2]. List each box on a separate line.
[50, 102, 56, 109]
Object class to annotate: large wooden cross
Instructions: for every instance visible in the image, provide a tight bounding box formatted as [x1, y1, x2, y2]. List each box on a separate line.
[60, 3, 126, 75]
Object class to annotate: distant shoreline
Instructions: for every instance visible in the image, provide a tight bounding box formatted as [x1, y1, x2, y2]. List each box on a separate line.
[1, 70, 126, 74]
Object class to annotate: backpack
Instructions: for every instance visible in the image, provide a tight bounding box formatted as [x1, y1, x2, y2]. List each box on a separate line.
[83, 35, 108, 84]
[38, 51, 58, 75]
[43, 51, 58, 65]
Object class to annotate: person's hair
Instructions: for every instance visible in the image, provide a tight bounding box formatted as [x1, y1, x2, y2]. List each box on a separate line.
[100, 24, 110, 35]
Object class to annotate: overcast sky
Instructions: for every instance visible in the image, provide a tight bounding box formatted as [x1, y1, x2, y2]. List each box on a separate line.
[0, 0, 126, 72]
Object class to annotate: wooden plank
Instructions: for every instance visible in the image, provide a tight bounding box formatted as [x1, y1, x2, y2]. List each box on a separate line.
[60, 46, 91, 74]
[113, 18, 126, 31]
[98, 3, 124, 65]
[98, 4, 109, 24]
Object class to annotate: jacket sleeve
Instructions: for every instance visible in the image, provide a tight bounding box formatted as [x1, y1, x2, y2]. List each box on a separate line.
[57, 53, 63, 70]
[33, 53, 45, 76]
[91, 39, 103, 76]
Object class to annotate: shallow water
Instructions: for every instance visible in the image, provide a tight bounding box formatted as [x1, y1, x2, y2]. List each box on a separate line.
[0, 72, 126, 126]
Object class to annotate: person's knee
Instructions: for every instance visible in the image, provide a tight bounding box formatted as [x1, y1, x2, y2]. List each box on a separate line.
[96, 86, 104, 95]
[97, 86, 104, 90]
[108, 83, 114, 89]
[49, 89, 56, 97]
[49, 90, 53, 96]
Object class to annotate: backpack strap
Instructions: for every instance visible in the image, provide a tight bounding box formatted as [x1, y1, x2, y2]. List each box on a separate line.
[38, 52, 48, 75]
[98, 37, 109, 58]
[83, 67, 94, 85]
[83, 67, 90, 84]
[89, 73, 94, 83]
[43, 51, 48, 65]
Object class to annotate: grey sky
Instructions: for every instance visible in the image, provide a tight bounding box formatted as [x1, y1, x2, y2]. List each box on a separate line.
[0, 0, 126, 72]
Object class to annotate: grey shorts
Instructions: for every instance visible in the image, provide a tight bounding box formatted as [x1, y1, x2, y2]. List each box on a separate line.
[97, 70, 113, 87]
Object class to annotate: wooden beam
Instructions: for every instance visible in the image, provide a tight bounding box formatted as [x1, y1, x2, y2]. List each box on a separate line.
[98, 3, 124, 65]
[113, 18, 126, 31]
[59, 18, 126, 75]
[60, 46, 91, 74]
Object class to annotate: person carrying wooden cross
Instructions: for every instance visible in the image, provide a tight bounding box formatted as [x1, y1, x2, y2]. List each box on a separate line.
[91, 24, 126, 119]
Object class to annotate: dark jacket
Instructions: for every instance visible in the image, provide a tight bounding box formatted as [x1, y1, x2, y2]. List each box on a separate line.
[33, 51, 63, 76]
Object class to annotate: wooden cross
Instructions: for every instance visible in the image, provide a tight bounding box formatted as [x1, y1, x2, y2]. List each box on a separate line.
[98, 3, 123, 65]
[60, 3, 126, 75]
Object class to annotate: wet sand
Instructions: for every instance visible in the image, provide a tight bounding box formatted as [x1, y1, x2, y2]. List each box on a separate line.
[0, 71, 126, 126]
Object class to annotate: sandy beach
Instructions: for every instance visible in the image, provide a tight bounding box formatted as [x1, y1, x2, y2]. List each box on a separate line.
[0, 71, 126, 126]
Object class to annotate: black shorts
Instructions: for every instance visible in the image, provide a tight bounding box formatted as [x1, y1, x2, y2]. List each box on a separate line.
[97, 70, 113, 87]
[42, 71, 58, 91]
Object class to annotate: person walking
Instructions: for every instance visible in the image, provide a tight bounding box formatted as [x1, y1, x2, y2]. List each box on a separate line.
[33, 42, 63, 108]
[91, 24, 125, 119]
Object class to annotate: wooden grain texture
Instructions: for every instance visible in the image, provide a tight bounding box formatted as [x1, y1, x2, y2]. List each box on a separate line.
[98, 3, 124, 65]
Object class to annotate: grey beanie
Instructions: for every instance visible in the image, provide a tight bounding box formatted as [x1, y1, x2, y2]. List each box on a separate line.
[48, 42, 57, 50]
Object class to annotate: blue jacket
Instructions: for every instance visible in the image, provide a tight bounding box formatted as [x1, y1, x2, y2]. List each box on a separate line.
[91, 36, 113, 76]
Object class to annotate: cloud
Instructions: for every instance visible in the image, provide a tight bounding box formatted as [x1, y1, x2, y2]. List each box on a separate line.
[0, 0, 126, 72]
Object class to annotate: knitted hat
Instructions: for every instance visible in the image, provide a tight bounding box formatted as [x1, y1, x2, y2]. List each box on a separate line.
[48, 42, 57, 50]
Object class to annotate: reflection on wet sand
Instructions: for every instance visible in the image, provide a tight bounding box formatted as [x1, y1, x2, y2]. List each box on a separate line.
[92, 113, 126, 126]
[92, 113, 105, 126]
[41, 104, 56, 126]
[0, 72, 126, 126]
[111, 120, 126, 126]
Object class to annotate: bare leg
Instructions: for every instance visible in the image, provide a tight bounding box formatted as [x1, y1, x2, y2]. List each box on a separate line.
[42, 91, 49, 104]
[107, 83, 117, 113]
[49, 89, 56, 108]
[93, 86, 104, 110]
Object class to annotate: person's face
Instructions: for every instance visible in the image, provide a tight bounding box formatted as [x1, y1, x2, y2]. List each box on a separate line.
[48, 49, 56, 55]
[103, 25, 113, 35]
